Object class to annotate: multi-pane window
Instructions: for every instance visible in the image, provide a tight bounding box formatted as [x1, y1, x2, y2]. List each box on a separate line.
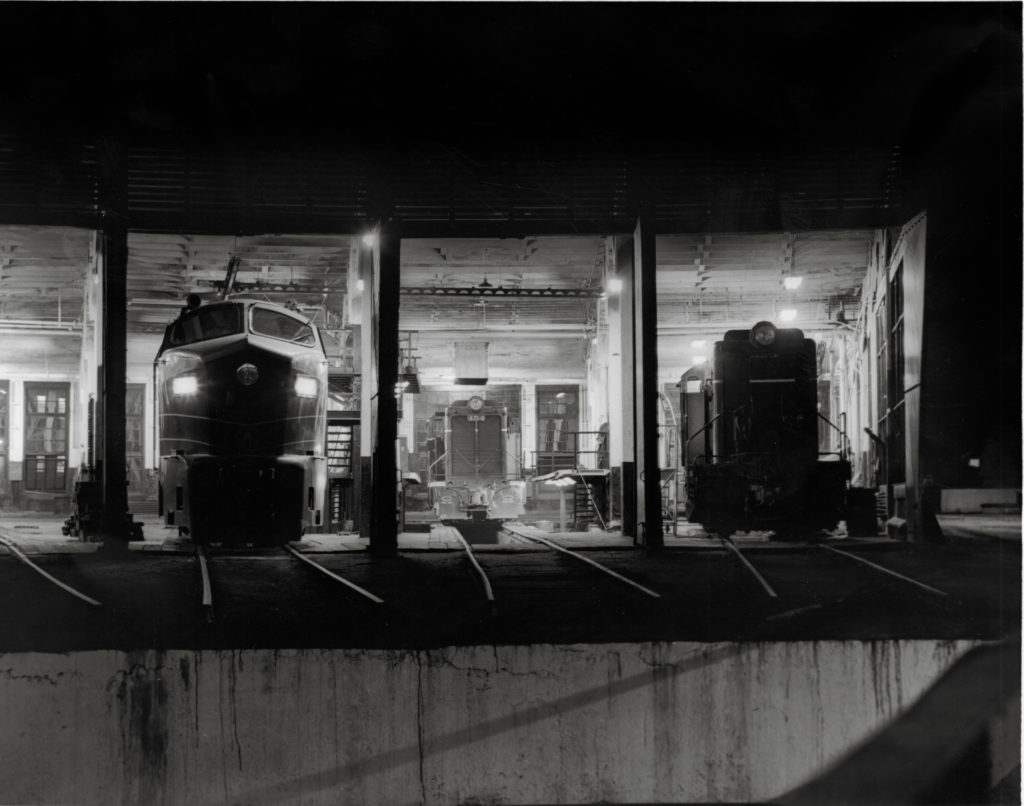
[126, 384, 146, 494]
[536, 385, 579, 472]
[24, 383, 69, 492]
[0, 381, 8, 484]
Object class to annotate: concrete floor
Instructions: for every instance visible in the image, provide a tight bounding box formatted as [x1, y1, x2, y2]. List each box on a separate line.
[0, 510, 900, 554]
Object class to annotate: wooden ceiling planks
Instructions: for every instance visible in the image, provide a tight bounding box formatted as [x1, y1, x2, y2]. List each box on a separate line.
[0, 226, 872, 385]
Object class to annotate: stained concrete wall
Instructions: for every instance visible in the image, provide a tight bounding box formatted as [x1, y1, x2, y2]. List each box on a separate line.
[0, 640, 974, 805]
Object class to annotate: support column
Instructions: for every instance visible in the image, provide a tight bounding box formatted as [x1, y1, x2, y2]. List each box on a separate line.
[521, 382, 536, 472]
[608, 237, 634, 535]
[357, 242, 373, 539]
[98, 135, 130, 550]
[370, 223, 401, 557]
[632, 211, 663, 551]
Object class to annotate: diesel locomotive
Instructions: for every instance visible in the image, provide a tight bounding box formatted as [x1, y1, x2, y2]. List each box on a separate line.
[433, 395, 524, 542]
[682, 320, 868, 539]
[155, 297, 328, 545]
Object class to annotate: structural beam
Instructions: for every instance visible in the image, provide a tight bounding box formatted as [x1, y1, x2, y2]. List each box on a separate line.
[370, 225, 401, 556]
[98, 135, 131, 549]
[609, 237, 635, 537]
[632, 210, 663, 551]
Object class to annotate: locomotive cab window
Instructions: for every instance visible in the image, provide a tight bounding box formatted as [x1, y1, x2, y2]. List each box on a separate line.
[167, 304, 242, 346]
[250, 307, 317, 345]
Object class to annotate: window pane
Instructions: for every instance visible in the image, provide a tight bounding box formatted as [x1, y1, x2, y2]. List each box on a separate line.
[250, 307, 316, 345]
[0, 380, 8, 482]
[168, 304, 242, 346]
[23, 383, 69, 491]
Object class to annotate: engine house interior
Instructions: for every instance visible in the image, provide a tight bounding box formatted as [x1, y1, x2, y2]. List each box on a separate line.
[0, 215, 1015, 549]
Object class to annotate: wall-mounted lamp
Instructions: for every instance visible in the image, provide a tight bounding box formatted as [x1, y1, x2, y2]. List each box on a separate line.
[362, 232, 378, 248]
[783, 276, 803, 290]
[779, 308, 798, 323]
[606, 277, 624, 294]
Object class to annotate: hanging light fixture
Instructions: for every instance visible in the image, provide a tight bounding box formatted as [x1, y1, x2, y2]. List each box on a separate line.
[401, 357, 421, 394]
[398, 332, 422, 393]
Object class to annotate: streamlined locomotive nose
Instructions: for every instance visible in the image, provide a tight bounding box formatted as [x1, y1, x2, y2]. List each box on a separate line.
[156, 300, 328, 546]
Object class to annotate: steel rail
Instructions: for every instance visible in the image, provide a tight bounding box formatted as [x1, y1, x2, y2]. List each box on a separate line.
[284, 545, 385, 604]
[514, 532, 662, 599]
[817, 543, 950, 598]
[720, 537, 779, 598]
[0, 534, 101, 606]
[452, 530, 496, 607]
[196, 546, 214, 614]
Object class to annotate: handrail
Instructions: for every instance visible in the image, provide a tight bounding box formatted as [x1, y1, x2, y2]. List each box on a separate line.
[816, 411, 850, 458]
[685, 411, 724, 451]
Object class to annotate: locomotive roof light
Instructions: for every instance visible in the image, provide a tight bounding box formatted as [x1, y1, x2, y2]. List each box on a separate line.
[750, 321, 777, 347]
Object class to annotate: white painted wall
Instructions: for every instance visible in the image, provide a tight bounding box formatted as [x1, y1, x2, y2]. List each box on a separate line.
[0, 640, 974, 805]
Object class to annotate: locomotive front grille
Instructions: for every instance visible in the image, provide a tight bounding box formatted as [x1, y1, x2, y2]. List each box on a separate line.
[449, 415, 503, 477]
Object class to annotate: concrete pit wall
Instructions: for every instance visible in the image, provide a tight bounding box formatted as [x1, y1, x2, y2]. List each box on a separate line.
[0, 640, 974, 805]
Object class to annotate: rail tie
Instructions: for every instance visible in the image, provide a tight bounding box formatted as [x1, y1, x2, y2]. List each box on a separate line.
[0, 534, 101, 606]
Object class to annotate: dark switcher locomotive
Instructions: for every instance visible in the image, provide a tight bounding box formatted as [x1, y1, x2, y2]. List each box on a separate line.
[682, 321, 876, 539]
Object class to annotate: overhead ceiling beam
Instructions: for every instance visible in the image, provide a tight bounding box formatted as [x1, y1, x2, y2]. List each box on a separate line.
[401, 286, 603, 298]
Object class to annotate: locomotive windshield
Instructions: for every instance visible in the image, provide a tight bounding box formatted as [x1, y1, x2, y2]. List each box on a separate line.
[250, 307, 317, 345]
[166, 303, 243, 346]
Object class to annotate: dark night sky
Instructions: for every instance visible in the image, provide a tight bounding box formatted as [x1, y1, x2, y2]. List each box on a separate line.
[0, 2, 1018, 157]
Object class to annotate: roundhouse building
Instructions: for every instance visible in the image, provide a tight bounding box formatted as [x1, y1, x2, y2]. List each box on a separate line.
[0, 5, 1018, 805]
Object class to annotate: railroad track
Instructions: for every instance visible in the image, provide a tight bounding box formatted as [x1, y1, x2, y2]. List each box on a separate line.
[452, 526, 662, 611]
[194, 542, 385, 620]
[718, 537, 951, 601]
[0, 534, 102, 607]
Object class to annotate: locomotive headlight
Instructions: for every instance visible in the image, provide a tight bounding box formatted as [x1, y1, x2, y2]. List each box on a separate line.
[236, 363, 260, 386]
[171, 375, 199, 396]
[294, 375, 319, 398]
[468, 396, 485, 412]
[161, 351, 203, 398]
[750, 321, 777, 347]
